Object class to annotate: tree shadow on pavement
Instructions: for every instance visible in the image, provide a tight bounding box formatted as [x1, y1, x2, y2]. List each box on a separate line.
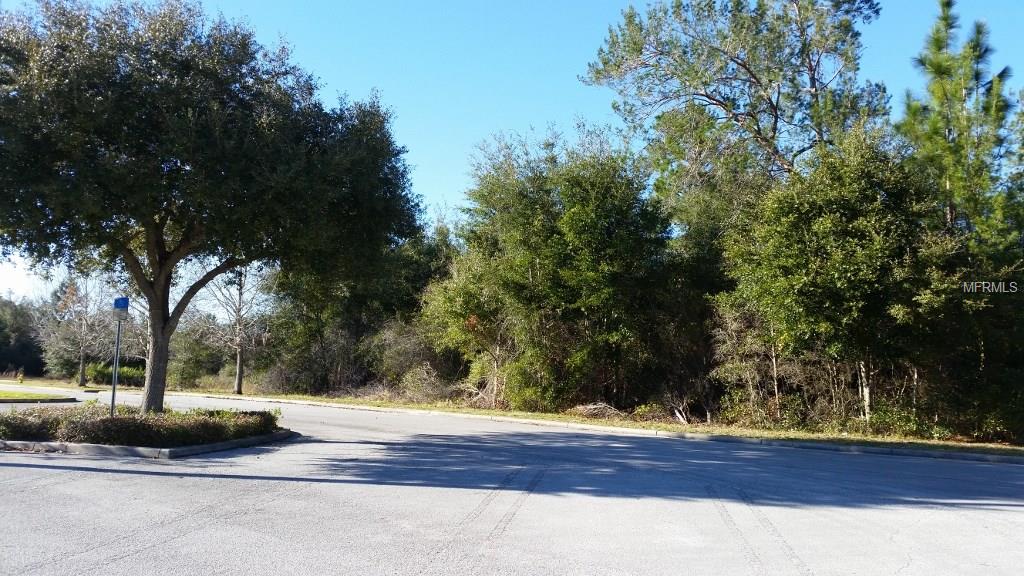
[2, 431, 1022, 511]
[304, 431, 1024, 510]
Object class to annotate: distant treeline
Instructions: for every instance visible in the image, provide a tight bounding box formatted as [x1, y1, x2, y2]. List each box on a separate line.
[0, 297, 43, 377]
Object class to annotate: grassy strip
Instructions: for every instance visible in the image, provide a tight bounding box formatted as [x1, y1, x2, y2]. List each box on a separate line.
[5, 379, 1022, 457]
[0, 401, 279, 448]
[0, 390, 67, 401]
[0, 378, 107, 391]
[196, 392, 1024, 457]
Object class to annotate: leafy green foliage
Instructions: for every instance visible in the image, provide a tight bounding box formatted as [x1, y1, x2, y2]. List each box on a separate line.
[422, 133, 681, 410]
[1, 0, 1020, 443]
[893, 0, 1024, 440]
[726, 128, 933, 361]
[85, 362, 145, 387]
[588, 0, 888, 175]
[264, 221, 456, 394]
[0, 296, 43, 376]
[898, 0, 1016, 240]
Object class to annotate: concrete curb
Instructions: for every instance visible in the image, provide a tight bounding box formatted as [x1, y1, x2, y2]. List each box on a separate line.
[0, 397, 78, 404]
[171, 391, 1024, 466]
[0, 429, 298, 459]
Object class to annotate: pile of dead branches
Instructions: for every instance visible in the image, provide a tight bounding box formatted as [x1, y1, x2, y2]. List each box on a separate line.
[565, 402, 626, 419]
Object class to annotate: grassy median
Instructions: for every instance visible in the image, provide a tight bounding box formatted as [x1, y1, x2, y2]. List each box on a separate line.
[0, 390, 68, 401]
[0, 401, 280, 448]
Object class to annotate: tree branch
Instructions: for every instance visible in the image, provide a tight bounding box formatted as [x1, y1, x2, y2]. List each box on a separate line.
[167, 256, 240, 334]
[144, 220, 162, 275]
[155, 228, 203, 292]
[113, 240, 157, 302]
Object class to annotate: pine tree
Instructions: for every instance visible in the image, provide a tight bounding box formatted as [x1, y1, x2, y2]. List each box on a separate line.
[898, 0, 1016, 247]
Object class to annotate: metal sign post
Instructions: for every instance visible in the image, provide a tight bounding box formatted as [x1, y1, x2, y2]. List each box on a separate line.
[111, 297, 129, 418]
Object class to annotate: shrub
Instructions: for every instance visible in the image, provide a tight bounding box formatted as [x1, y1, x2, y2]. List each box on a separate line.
[398, 363, 449, 402]
[868, 402, 926, 437]
[85, 363, 145, 386]
[631, 402, 668, 422]
[717, 387, 766, 427]
[0, 402, 279, 447]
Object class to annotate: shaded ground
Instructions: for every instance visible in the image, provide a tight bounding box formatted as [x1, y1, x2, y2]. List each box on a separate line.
[1, 389, 1022, 575]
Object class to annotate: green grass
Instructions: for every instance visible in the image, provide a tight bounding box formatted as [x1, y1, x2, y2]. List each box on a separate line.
[0, 378, 106, 391]
[0, 390, 67, 401]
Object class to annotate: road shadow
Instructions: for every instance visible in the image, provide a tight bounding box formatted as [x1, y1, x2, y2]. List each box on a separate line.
[306, 431, 1024, 510]
[3, 431, 1022, 511]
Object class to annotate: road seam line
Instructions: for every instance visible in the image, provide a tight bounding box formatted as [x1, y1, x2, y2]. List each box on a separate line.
[706, 484, 767, 576]
[487, 466, 548, 541]
[736, 488, 814, 576]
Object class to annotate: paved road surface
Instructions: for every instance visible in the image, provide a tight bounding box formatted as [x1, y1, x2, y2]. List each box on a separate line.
[1, 386, 1023, 576]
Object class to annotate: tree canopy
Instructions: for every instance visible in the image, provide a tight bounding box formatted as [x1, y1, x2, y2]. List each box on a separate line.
[423, 133, 682, 410]
[587, 0, 888, 176]
[0, 0, 417, 410]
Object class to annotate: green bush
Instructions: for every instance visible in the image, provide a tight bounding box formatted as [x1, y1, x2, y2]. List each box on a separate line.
[502, 359, 559, 412]
[0, 402, 279, 447]
[631, 402, 668, 422]
[868, 402, 926, 437]
[775, 394, 807, 430]
[85, 363, 145, 386]
[717, 387, 766, 427]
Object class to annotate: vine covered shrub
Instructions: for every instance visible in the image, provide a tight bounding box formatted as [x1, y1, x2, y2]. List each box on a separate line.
[85, 363, 145, 386]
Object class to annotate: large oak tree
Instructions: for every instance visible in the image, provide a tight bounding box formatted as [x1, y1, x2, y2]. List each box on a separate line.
[0, 0, 417, 411]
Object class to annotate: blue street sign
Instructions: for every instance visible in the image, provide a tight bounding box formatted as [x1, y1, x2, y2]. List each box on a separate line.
[113, 297, 129, 310]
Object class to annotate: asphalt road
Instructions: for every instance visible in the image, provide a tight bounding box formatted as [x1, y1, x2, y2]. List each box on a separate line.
[1, 386, 1023, 576]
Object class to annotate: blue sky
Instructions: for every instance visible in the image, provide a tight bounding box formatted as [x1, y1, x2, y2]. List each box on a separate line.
[189, 0, 634, 212]
[178, 0, 1024, 213]
[2, 0, 1024, 297]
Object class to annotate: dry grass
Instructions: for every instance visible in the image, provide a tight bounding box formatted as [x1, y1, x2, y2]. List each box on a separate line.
[0, 378, 104, 391]
[175, 392, 1024, 457]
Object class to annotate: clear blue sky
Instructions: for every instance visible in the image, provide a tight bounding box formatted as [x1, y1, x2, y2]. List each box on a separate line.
[189, 0, 633, 213]
[2, 0, 1024, 297]
[183, 0, 1024, 213]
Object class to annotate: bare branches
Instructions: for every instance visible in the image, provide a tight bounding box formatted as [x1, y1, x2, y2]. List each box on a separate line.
[201, 264, 272, 351]
[168, 256, 240, 334]
[588, 0, 882, 176]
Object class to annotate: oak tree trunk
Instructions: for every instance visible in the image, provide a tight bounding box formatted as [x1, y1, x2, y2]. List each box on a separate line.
[140, 319, 171, 413]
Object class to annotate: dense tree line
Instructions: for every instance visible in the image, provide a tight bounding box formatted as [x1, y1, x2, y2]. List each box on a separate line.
[578, 0, 1022, 440]
[0, 296, 43, 377]
[1, 0, 1021, 442]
